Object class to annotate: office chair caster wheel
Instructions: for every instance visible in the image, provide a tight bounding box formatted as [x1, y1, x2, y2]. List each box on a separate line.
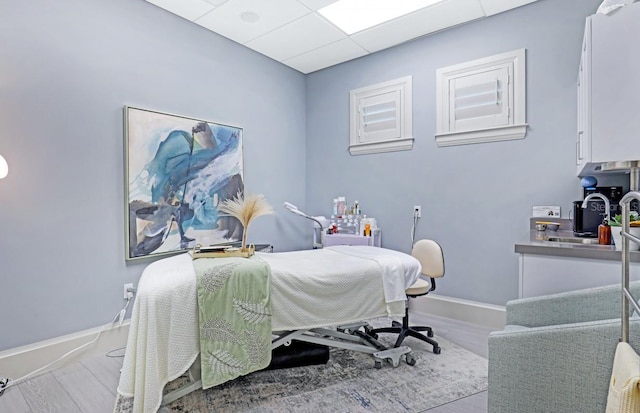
[374, 360, 382, 369]
[433, 346, 441, 354]
[363, 325, 377, 338]
[405, 353, 416, 366]
[427, 330, 434, 338]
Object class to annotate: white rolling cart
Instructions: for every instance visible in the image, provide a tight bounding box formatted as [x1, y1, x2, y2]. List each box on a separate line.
[283, 201, 381, 248]
[323, 230, 381, 247]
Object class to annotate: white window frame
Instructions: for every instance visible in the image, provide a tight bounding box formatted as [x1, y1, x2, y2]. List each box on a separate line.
[435, 49, 527, 147]
[349, 76, 413, 155]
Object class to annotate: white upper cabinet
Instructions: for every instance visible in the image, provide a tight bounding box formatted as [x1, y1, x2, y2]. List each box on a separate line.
[576, 2, 640, 176]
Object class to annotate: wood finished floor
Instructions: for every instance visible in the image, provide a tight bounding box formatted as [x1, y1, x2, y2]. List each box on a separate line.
[0, 312, 494, 413]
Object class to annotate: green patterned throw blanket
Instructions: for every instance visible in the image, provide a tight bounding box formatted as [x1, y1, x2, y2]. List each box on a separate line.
[193, 256, 272, 389]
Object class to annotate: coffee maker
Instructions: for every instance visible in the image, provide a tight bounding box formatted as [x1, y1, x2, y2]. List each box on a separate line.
[573, 186, 623, 237]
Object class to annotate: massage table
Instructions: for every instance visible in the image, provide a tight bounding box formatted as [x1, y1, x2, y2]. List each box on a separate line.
[116, 245, 421, 413]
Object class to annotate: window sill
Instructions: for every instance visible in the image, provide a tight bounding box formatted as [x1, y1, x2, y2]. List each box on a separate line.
[435, 124, 527, 147]
[349, 137, 414, 155]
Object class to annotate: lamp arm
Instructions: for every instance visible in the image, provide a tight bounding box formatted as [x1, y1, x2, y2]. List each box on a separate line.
[283, 202, 324, 230]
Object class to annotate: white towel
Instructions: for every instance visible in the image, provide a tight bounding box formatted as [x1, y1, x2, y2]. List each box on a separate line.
[116, 253, 200, 413]
[606, 341, 640, 413]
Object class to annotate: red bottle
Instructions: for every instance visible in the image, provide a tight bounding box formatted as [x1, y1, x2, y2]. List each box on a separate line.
[598, 219, 611, 245]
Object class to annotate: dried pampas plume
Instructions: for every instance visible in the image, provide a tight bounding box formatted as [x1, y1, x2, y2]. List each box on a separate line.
[218, 191, 275, 251]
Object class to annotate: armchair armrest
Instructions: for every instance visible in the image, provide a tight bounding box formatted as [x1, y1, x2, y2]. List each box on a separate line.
[506, 282, 640, 328]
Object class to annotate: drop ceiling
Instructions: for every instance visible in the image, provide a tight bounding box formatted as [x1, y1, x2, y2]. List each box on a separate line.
[145, 0, 540, 74]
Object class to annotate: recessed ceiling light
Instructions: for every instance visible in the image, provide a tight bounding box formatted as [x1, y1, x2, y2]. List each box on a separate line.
[240, 11, 260, 23]
[318, 0, 445, 35]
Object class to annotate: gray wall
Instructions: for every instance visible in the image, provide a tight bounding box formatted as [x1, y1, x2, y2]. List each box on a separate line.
[0, 0, 307, 350]
[305, 0, 626, 305]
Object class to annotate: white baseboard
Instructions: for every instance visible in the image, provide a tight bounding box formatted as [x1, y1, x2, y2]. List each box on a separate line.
[410, 294, 506, 331]
[0, 321, 130, 380]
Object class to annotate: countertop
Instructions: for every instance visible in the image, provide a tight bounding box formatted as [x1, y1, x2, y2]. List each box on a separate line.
[515, 228, 640, 262]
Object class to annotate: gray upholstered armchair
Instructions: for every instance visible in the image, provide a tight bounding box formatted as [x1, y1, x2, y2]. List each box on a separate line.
[488, 282, 640, 413]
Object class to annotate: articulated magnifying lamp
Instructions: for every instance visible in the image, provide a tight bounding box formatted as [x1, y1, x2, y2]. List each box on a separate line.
[284, 202, 327, 249]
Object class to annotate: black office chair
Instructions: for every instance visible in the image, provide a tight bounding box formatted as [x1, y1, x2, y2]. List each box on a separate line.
[370, 239, 445, 354]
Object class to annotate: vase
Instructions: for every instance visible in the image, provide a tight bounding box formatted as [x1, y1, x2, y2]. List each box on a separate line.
[611, 227, 640, 251]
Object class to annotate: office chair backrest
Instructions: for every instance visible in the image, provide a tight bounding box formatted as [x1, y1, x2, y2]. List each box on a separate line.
[412, 239, 445, 279]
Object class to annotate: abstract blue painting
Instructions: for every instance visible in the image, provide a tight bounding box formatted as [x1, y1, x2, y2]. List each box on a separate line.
[124, 106, 244, 260]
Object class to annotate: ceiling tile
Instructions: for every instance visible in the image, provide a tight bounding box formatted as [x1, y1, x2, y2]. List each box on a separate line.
[146, 0, 215, 21]
[194, 0, 311, 44]
[351, 0, 485, 53]
[203, 0, 230, 5]
[478, 0, 539, 16]
[283, 38, 368, 73]
[246, 14, 346, 62]
[296, 0, 337, 12]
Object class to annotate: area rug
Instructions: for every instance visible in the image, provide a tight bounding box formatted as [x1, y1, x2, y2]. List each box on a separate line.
[114, 327, 487, 413]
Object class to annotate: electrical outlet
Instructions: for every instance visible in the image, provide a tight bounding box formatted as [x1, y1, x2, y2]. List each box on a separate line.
[123, 283, 134, 299]
[414, 205, 421, 218]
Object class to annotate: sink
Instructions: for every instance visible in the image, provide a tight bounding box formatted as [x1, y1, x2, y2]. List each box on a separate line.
[544, 236, 601, 245]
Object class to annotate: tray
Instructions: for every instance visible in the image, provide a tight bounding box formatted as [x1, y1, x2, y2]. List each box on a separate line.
[192, 244, 255, 259]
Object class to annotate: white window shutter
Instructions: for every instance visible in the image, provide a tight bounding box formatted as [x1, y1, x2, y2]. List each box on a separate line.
[451, 66, 510, 131]
[358, 90, 401, 143]
[349, 77, 413, 155]
[436, 49, 527, 147]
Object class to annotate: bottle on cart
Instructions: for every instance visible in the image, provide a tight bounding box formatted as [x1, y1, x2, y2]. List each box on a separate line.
[337, 197, 346, 216]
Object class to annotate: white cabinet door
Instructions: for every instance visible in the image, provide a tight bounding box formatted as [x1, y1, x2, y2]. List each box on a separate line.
[576, 2, 640, 176]
[590, 3, 640, 164]
[576, 19, 591, 175]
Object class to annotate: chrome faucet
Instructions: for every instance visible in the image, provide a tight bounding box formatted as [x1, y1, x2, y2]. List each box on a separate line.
[582, 193, 611, 223]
